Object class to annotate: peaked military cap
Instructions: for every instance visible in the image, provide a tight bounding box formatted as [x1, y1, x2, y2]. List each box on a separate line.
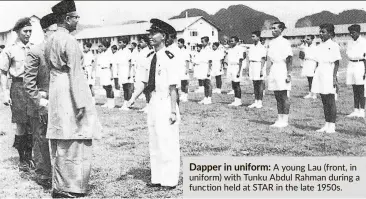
[40, 13, 57, 29]
[13, 17, 32, 32]
[147, 18, 176, 35]
[52, 0, 76, 15]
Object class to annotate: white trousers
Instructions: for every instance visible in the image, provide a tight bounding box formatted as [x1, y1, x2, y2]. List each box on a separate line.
[147, 92, 180, 186]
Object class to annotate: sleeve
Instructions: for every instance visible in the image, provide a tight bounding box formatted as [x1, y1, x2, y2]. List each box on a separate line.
[65, 39, 88, 109]
[332, 43, 342, 62]
[0, 48, 11, 72]
[167, 57, 180, 86]
[24, 48, 41, 107]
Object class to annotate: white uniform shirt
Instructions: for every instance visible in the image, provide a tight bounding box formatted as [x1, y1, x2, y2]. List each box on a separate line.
[116, 47, 132, 82]
[346, 36, 366, 60]
[268, 36, 293, 62]
[248, 43, 266, 61]
[83, 51, 95, 83]
[303, 43, 317, 61]
[144, 46, 179, 94]
[136, 47, 154, 83]
[227, 45, 245, 65]
[314, 39, 341, 63]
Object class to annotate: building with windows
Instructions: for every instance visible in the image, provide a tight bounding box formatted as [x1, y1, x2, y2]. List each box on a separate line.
[261, 23, 366, 49]
[75, 16, 221, 54]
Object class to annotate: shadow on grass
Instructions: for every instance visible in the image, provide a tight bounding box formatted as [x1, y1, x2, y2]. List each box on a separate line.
[248, 119, 273, 125]
[116, 168, 151, 183]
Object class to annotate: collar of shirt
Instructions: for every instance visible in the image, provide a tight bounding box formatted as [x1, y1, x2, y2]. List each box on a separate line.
[15, 39, 33, 49]
[57, 26, 69, 34]
[155, 46, 166, 57]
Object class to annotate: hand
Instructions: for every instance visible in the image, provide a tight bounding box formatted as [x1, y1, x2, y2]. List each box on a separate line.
[286, 75, 291, 83]
[128, 76, 131, 80]
[169, 112, 177, 125]
[75, 107, 86, 121]
[260, 70, 263, 78]
[126, 99, 135, 108]
[39, 98, 48, 107]
[3, 90, 11, 106]
[237, 72, 240, 78]
[207, 73, 211, 78]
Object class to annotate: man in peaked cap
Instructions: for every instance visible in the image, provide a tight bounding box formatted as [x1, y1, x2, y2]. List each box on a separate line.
[0, 17, 34, 172]
[127, 18, 181, 190]
[23, 13, 57, 188]
[45, 0, 102, 197]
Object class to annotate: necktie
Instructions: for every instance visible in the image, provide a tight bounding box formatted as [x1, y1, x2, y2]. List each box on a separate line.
[146, 53, 157, 93]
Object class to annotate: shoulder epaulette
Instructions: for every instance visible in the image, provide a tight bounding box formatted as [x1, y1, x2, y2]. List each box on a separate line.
[146, 51, 154, 58]
[165, 50, 174, 59]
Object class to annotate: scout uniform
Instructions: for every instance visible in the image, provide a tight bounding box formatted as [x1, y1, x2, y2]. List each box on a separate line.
[248, 41, 267, 109]
[301, 43, 318, 99]
[311, 39, 341, 95]
[23, 13, 56, 186]
[45, 0, 102, 197]
[116, 45, 133, 110]
[267, 34, 293, 91]
[227, 45, 246, 83]
[248, 42, 266, 81]
[144, 19, 181, 189]
[97, 49, 115, 108]
[0, 17, 34, 171]
[83, 50, 95, 87]
[211, 47, 225, 78]
[177, 46, 191, 101]
[346, 35, 366, 117]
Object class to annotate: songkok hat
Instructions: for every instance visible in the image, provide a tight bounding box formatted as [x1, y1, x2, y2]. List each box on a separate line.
[13, 17, 32, 32]
[40, 13, 57, 29]
[52, 0, 76, 15]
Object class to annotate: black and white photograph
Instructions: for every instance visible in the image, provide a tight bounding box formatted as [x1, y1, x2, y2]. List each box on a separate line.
[0, 1, 365, 198]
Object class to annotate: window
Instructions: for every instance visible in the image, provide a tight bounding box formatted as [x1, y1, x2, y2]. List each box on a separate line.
[190, 31, 198, 37]
[212, 31, 214, 36]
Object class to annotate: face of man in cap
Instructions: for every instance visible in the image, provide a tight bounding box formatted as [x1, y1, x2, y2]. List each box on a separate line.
[65, 13, 79, 32]
[17, 26, 32, 44]
[149, 30, 165, 48]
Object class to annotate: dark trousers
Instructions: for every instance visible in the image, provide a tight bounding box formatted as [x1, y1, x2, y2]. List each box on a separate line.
[307, 77, 313, 91]
[143, 89, 151, 103]
[198, 79, 204, 87]
[102, 85, 114, 98]
[232, 81, 241, 98]
[30, 116, 51, 177]
[320, 94, 336, 123]
[352, 85, 365, 109]
[215, 75, 222, 89]
[253, 80, 264, 100]
[204, 79, 212, 97]
[181, 80, 189, 93]
[274, 90, 290, 114]
[122, 83, 133, 101]
[114, 78, 120, 90]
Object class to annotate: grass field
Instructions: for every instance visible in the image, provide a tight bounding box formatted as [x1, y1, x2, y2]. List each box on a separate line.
[0, 50, 366, 198]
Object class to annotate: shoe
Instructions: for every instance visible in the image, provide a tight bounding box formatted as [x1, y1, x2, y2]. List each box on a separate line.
[311, 95, 317, 99]
[228, 101, 242, 107]
[19, 161, 30, 172]
[316, 125, 328, 133]
[52, 190, 85, 198]
[160, 186, 176, 191]
[227, 90, 234, 95]
[303, 94, 312, 99]
[256, 101, 263, 109]
[325, 123, 336, 134]
[198, 98, 206, 104]
[203, 98, 212, 105]
[358, 109, 365, 118]
[248, 102, 257, 108]
[146, 183, 161, 187]
[347, 111, 359, 118]
[276, 122, 288, 128]
[270, 121, 281, 127]
[36, 176, 52, 189]
[119, 105, 130, 111]
[139, 106, 148, 113]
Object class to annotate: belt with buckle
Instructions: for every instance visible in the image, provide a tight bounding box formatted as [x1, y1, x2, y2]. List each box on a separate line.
[350, 59, 365, 62]
[12, 77, 23, 82]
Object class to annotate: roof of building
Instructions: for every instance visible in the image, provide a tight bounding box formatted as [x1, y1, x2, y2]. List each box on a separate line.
[75, 16, 220, 40]
[261, 23, 366, 38]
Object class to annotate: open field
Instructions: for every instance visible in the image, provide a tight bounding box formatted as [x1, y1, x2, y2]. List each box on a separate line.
[1, 50, 366, 198]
